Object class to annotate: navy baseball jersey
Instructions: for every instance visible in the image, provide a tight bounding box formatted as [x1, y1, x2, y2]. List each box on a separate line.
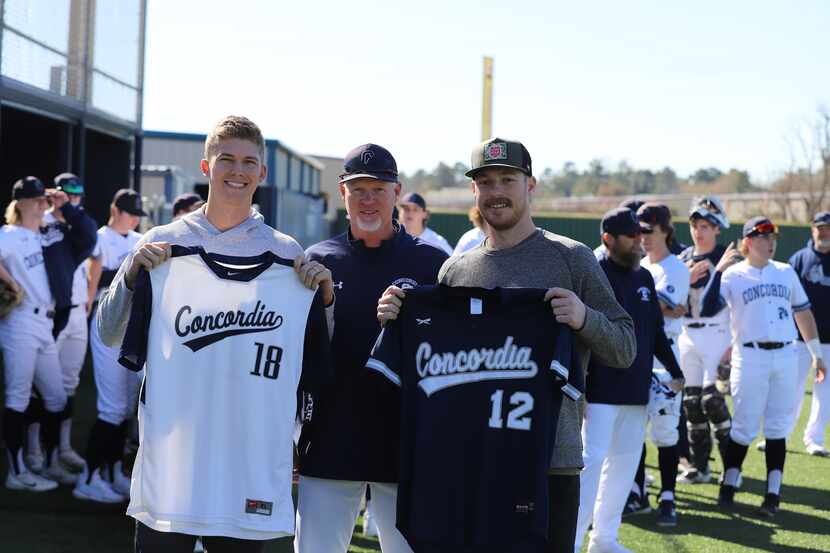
[681, 244, 729, 321]
[118, 246, 331, 539]
[367, 285, 579, 552]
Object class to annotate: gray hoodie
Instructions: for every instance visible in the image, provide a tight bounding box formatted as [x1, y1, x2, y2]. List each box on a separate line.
[97, 207, 328, 347]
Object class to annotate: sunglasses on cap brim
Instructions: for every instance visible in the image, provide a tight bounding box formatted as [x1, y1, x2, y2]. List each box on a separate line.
[698, 198, 723, 215]
[748, 222, 778, 236]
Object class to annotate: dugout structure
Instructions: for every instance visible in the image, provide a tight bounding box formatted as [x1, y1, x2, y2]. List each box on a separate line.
[0, 0, 146, 226]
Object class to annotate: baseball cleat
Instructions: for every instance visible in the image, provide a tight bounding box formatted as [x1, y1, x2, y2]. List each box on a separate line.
[656, 499, 678, 527]
[59, 448, 86, 473]
[622, 491, 652, 517]
[43, 451, 80, 485]
[805, 443, 829, 457]
[587, 539, 633, 553]
[5, 469, 59, 492]
[756, 440, 766, 452]
[718, 484, 737, 508]
[111, 461, 132, 498]
[24, 451, 45, 474]
[73, 467, 126, 503]
[758, 493, 780, 517]
[678, 469, 712, 484]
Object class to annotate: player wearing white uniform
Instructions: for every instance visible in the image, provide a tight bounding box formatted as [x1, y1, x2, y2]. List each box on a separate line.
[0, 177, 68, 491]
[73, 189, 146, 503]
[704, 217, 826, 516]
[95, 116, 334, 552]
[785, 212, 830, 456]
[677, 196, 734, 484]
[627, 203, 690, 526]
[398, 192, 453, 255]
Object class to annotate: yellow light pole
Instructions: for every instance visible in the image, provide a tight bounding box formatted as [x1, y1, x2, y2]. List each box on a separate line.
[482, 56, 493, 141]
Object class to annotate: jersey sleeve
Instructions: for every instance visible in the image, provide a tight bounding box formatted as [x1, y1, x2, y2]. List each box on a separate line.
[365, 319, 403, 387]
[299, 289, 334, 392]
[118, 268, 152, 372]
[548, 325, 582, 401]
[789, 265, 811, 312]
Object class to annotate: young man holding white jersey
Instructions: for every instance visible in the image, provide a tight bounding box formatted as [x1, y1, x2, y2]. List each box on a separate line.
[702, 216, 825, 516]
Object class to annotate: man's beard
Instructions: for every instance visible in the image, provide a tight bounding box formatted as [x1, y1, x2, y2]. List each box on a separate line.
[815, 238, 830, 251]
[353, 216, 383, 233]
[481, 199, 525, 232]
[614, 245, 643, 269]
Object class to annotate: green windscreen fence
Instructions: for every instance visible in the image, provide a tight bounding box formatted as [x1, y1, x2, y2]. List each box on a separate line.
[334, 209, 812, 262]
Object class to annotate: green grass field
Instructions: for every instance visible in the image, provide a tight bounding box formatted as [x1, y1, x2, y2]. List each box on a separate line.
[1, 357, 828, 552]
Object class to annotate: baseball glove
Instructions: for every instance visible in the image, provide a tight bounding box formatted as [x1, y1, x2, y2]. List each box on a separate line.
[0, 280, 23, 318]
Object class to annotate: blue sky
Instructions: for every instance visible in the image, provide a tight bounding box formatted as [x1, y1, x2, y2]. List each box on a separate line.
[142, 1, 829, 183]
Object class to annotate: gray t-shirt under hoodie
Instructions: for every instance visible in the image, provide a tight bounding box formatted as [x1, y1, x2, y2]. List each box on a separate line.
[438, 228, 636, 473]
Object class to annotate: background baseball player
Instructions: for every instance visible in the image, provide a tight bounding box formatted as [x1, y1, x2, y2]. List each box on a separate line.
[677, 196, 733, 483]
[398, 192, 453, 255]
[784, 211, 830, 457]
[703, 216, 826, 516]
[575, 208, 683, 553]
[452, 206, 487, 254]
[624, 203, 690, 526]
[0, 177, 70, 491]
[73, 189, 146, 503]
[25, 173, 97, 477]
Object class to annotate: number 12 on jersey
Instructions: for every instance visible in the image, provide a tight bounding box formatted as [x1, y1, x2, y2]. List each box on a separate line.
[488, 389, 533, 430]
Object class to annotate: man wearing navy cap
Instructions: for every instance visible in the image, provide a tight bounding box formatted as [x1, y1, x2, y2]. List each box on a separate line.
[172, 193, 205, 220]
[574, 208, 683, 553]
[785, 211, 830, 457]
[398, 192, 453, 255]
[295, 144, 447, 553]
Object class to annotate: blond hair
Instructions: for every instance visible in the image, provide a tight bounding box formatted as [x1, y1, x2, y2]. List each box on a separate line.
[4, 201, 20, 225]
[468, 206, 484, 229]
[739, 238, 750, 257]
[204, 115, 265, 161]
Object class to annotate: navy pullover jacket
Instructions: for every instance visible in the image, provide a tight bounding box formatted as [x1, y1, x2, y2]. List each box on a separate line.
[41, 204, 97, 335]
[587, 256, 682, 405]
[298, 223, 448, 483]
[789, 240, 830, 343]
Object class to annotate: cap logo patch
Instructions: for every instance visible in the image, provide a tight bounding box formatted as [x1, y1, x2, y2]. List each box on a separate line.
[361, 150, 375, 164]
[484, 143, 507, 161]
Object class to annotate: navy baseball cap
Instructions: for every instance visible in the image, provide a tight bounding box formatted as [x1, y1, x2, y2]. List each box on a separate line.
[742, 216, 777, 238]
[173, 193, 204, 214]
[12, 176, 46, 200]
[466, 138, 532, 178]
[113, 189, 147, 216]
[340, 144, 398, 183]
[637, 203, 672, 232]
[602, 207, 641, 237]
[812, 211, 830, 227]
[54, 173, 84, 195]
[400, 192, 427, 210]
[619, 198, 645, 213]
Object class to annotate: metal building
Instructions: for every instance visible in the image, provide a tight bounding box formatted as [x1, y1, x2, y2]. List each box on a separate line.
[142, 131, 327, 246]
[0, 0, 146, 225]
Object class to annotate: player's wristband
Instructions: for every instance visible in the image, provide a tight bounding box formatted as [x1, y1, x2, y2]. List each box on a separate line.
[806, 338, 823, 361]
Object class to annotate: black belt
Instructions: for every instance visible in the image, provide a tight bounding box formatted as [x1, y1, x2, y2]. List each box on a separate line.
[743, 341, 792, 350]
[33, 308, 55, 319]
[687, 322, 718, 329]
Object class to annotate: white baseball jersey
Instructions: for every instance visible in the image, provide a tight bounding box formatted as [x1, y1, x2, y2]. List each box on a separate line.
[71, 263, 89, 305]
[641, 254, 690, 339]
[119, 247, 330, 539]
[416, 227, 453, 256]
[453, 227, 486, 255]
[0, 225, 52, 307]
[92, 226, 141, 300]
[719, 260, 811, 344]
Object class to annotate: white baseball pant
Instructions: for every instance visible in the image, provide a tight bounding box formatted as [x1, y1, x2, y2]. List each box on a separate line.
[56, 305, 88, 396]
[90, 307, 142, 425]
[730, 343, 798, 445]
[648, 365, 681, 448]
[787, 342, 830, 447]
[575, 404, 647, 552]
[678, 325, 731, 387]
[294, 476, 412, 553]
[0, 307, 66, 412]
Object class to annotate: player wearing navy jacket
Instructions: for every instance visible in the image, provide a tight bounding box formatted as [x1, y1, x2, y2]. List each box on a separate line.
[785, 212, 830, 456]
[575, 208, 684, 553]
[294, 144, 447, 553]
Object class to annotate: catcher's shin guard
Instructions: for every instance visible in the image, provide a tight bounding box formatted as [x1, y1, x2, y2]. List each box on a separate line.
[684, 386, 712, 472]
